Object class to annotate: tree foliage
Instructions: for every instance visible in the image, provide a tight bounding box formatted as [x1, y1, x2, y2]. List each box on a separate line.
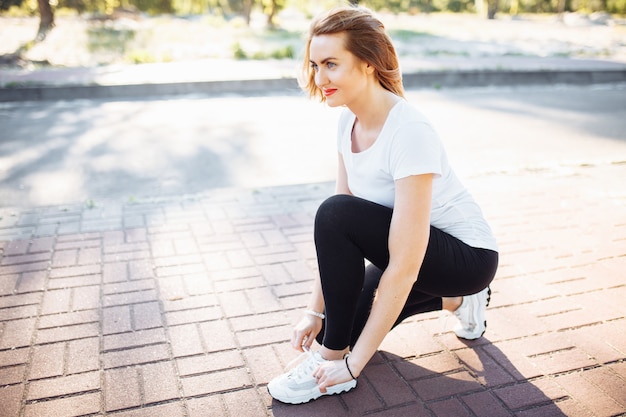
[2, 0, 625, 24]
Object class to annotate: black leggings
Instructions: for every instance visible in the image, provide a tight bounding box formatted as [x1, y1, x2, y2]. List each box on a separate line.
[314, 194, 498, 350]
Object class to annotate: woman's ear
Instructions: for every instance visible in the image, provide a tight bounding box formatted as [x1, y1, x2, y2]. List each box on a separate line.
[363, 62, 375, 75]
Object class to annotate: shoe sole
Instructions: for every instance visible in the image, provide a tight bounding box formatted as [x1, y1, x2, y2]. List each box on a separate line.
[268, 380, 357, 404]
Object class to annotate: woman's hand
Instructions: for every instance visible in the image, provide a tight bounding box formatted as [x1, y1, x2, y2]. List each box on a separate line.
[291, 314, 323, 352]
[313, 358, 356, 393]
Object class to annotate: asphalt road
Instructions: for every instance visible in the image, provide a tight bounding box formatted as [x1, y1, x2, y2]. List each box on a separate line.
[1, 83, 625, 209]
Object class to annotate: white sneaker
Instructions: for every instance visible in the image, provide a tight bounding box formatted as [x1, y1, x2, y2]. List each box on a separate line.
[267, 350, 357, 404]
[453, 287, 491, 340]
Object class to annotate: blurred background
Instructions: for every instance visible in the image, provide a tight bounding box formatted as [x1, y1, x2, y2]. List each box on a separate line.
[1, 0, 625, 72]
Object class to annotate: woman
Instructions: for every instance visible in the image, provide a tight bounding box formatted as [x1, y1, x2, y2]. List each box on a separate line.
[268, 6, 498, 405]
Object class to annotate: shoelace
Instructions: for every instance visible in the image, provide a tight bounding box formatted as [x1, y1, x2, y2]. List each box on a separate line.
[284, 347, 319, 380]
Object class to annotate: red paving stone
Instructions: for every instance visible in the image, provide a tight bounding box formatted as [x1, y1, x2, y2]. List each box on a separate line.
[0, 163, 624, 417]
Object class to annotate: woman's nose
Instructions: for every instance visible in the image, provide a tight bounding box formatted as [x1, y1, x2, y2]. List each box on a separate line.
[315, 69, 327, 87]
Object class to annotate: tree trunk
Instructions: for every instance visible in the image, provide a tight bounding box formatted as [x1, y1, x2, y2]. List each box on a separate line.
[36, 0, 54, 41]
[266, 0, 276, 28]
[243, 0, 252, 26]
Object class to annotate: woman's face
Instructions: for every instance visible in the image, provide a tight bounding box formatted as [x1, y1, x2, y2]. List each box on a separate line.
[309, 33, 370, 108]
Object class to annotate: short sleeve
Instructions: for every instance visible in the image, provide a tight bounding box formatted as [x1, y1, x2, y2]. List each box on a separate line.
[336, 109, 355, 154]
[389, 121, 443, 180]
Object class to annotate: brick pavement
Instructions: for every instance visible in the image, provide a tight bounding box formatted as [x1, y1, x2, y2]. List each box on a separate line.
[0, 161, 625, 417]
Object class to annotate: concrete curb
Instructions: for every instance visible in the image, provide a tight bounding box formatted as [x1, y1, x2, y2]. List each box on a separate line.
[2, 68, 625, 102]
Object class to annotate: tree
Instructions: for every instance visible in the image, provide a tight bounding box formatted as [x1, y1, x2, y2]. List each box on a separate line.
[36, 0, 55, 41]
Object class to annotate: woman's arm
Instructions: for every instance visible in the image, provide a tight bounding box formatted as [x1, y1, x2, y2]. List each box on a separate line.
[316, 173, 433, 389]
[293, 153, 350, 352]
[335, 153, 352, 195]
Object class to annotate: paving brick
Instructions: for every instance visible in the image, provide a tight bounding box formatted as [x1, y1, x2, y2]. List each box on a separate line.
[428, 397, 472, 417]
[528, 346, 598, 376]
[156, 276, 187, 300]
[3, 239, 29, 256]
[27, 370, 100, 400]
[555, 371, 626, 417]
[67, 337, 100, 374]
[0, 317, 36, 349]
[38, 310, 98, 329]
[133, 301, 163, 330]
[410, 371, 482, 402]
[37, 322, 99, 344]
[169, 323, 204, 357]
[241, 346, 284, 385]
[198, 320, 238, 352]
[141, 361, 180, 403]
[482, 343, 544, 381]
[229, 311, 291, 333]
[236, 325, 291, 348]
[162, 294, 219, 311]
[103, 261, 129, 283]
[0, 273, 18, 295]
[48, 264, 101, 279]
[0, 260, 49, 275]
[166, 305, 222, 326]
[247, 287, 283, 314]
[105, 366, 141, 411]
[364, 363, 417, 407]
[187, 394, 226, 417]
[103, 278, 155, 295]
[41, 288, 71, 314]
[514, 398, 593, 417]
[23, 392, 101, 417]
[0, 364, 26, 385]
[219, 291, 254, 317]
[223, 388, 268, 417]
[455, 346, 516, 387]
[0, 346, 29, 367]
[182, 273, 214, 295]
[580, 366, 626, 408]
[47, 274, 100, 290]
[181, 368, 251, 397]
[102, 344, 170, 369]
[394, 351, 464, 381]
[104, 328, 166, 351]
[379, 322, 443, 359]
[487, 304, 551, 341]
[366, 402, 431, 417]
[112, 402, 186, 417]
[462, 391, 511, 417]
[0, 304, 38, 321]
[178, 350, 245, 377]
[494, 378, 568, 411]
[102, 305, 132, 334]
[213, 274, 264, 293]
[29, 342, 65, 380]
[51, 249, 78, 267]
[103, 289, 158, 307]
[128, 260, 155, 280]
[0, 384, 24, 417]
[1, 252, 52, 267]
[156, 262, 206, 278]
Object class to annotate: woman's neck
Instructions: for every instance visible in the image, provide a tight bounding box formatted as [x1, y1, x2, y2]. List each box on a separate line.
[349, 88, 401, 131]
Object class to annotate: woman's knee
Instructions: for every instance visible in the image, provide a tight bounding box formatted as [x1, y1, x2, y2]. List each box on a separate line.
[315, 194, 360, 230]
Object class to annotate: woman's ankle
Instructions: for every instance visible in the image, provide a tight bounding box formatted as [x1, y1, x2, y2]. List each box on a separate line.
[442, 296, 463, 312]
[319, 345, 350, 361]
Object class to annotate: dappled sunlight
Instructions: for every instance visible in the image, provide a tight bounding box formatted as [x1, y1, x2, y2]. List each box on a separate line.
[0, 95, 339, 208]
[23, 169, 86, 206]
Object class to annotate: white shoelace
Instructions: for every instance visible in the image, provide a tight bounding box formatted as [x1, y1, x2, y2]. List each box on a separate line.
[284, 347, 320, 381]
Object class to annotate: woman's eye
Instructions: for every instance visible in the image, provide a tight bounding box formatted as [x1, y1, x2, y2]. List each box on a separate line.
[311, 63, 319, 72]
[327, 62, 336, 69]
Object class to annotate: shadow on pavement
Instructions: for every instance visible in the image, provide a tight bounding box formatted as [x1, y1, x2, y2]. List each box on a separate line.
[271, 343, 568, 416]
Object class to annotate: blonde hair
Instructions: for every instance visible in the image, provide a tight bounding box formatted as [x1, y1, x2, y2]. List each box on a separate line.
[300, 6, 405, 102]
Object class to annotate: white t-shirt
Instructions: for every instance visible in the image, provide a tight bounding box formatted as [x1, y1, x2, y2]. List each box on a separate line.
[337, 100, 498, 251]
